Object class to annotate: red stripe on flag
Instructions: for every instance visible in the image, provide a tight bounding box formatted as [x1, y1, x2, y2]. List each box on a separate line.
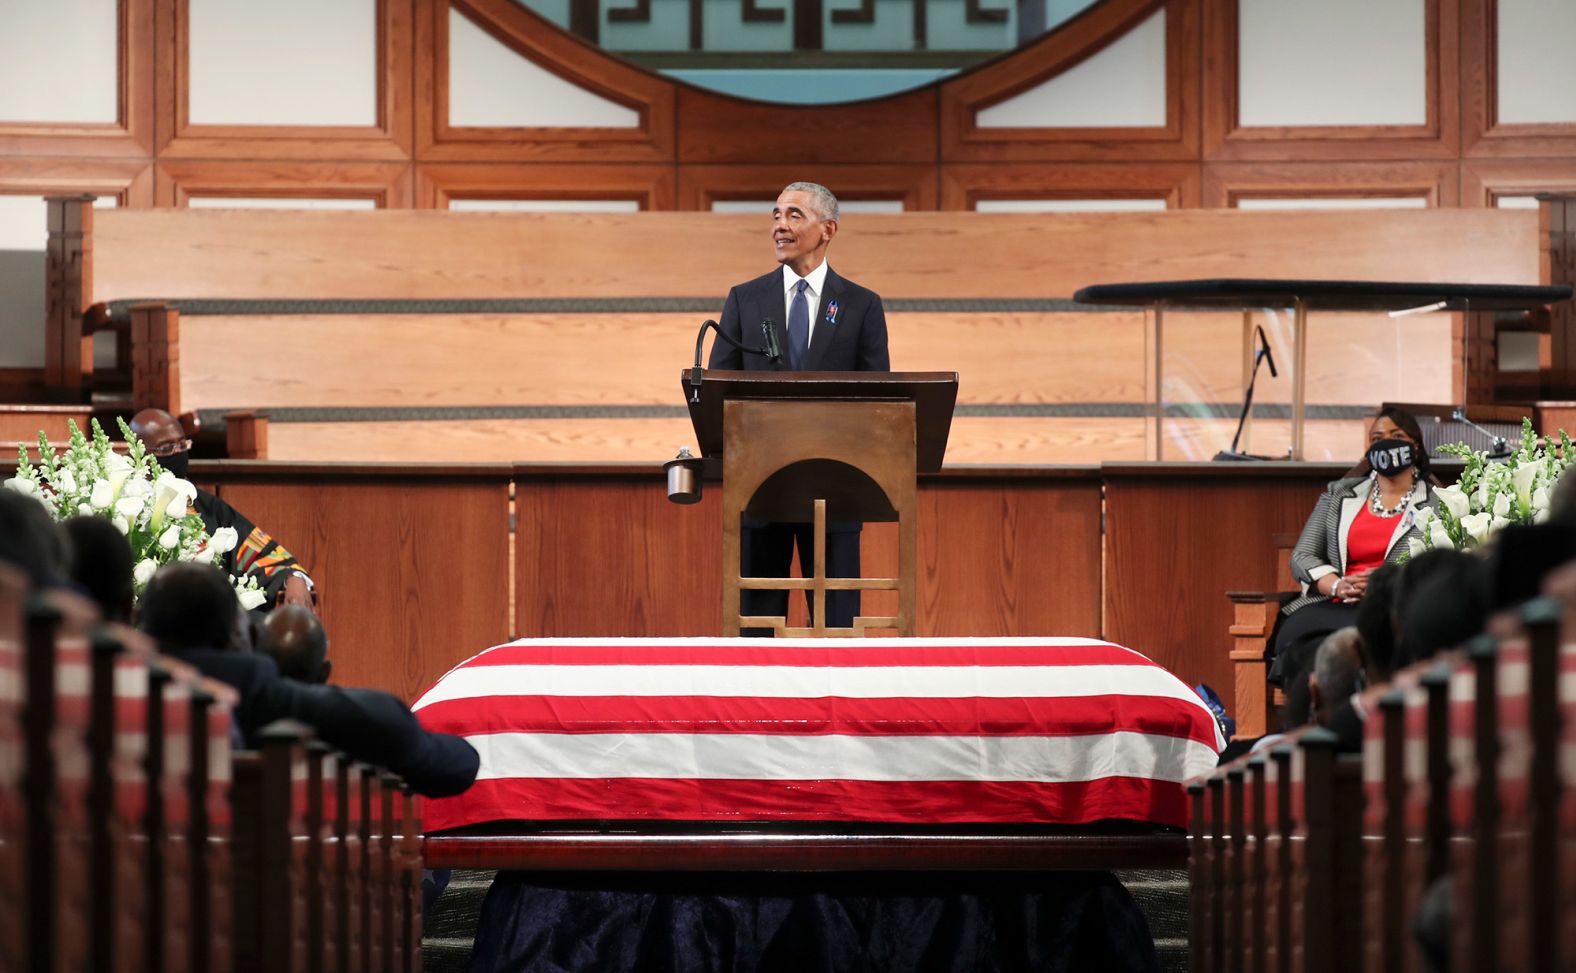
[416, 694, 1219, 748]
[453, 641, 1152, 670]
[422, 775, 1189, 832]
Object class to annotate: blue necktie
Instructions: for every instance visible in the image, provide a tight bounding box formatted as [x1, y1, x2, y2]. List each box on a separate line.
[787, 279, 809, 370]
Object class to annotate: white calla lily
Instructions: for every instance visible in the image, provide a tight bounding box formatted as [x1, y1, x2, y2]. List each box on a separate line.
[1428, 521, 1454, 550]
[149, 472, 198, 530]
[1434, 485, 1471, 521]
[1460, 512, 1493, 543]
[1512, 464, 1538, 506]
[1533, 486, 1551, 512]
[1492, 491, 1512, 519]
[115, 496, 145, 520]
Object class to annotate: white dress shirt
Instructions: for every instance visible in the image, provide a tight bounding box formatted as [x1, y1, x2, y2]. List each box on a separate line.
[782, 260, 830, 351]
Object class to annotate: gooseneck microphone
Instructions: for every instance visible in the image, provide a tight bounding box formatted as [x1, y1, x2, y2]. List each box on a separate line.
[688, 318, 782, 400]
[1256, 325, 1278, 378]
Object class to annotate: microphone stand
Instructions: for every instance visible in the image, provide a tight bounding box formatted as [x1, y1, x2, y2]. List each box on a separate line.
[689, 319, 780, 402]
[1214, 325, 1279, 461]
[1450, 407, 1513, 459]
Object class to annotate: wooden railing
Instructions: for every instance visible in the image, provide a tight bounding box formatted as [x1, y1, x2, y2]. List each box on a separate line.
[1188, 586, 1572, 972]
[0, 563, 426, 973]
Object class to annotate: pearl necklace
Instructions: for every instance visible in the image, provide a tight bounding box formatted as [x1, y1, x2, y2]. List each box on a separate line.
[1368, 478, 1412, 518]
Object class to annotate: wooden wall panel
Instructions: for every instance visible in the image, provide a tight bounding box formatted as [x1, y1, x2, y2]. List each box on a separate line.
[0, 159, 153, 206]
[676, 85, 938, 166]
[1201, 161, 1461, 208]
[1461, 159, 1576, 207]
[676, 165, 938, 212]
[415, 162, 674, 208]
[1202, 0, 1459, 161]
[153, 160, 414, 207]
[940, 162, 1201, 210]
[1461, 0, 1576, 160]
[1103, 466, 1333, 695]
[212, 471, 512, 700]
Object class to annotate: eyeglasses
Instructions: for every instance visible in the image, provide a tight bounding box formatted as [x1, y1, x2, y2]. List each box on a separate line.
[148, 438, 192, 457]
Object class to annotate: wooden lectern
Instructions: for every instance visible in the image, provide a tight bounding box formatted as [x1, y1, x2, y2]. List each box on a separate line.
[684, 370, 958, 637]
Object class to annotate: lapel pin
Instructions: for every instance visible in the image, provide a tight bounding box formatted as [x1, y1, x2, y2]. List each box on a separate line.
[825, 301, 840, 325]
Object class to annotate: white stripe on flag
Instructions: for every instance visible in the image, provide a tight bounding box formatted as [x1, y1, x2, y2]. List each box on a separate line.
[466, 730, 1223, 785]
[414, 663, 1206, 709]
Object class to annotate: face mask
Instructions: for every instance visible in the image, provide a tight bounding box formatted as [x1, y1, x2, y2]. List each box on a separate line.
[1368, 438, 1415, 476]
[159, 451, 190, 479]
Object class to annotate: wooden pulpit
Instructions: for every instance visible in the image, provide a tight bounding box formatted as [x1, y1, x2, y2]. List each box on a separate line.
[684, 370, 958, 637]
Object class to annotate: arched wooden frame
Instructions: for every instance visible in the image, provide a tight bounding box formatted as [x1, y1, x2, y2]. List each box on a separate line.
[154, 0, 414, 161]
[417, 0, 675, 162]
[0, 0, 154, 158]
[1202, 0, 1460, 161]
[1461, 0, 1576, 160]
[939, 0, 1200, 162]
[415, 161, 675, 209]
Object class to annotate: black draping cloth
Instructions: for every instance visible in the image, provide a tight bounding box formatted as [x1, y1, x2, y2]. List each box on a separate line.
[466, 870, 1160, 973]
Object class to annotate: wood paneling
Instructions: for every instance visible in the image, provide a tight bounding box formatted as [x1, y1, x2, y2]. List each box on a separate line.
[1202, 0, 1460, 162]
[1461, 159, 1576, 207]
[85, 207, 1543, 304]
[940, 162, 1201, 210]
[1103, 467, 1333, 694]
[416, 0, 675, 163]
[675, 85, 938, 166]
[0, 0, 155, 159]
[213, 472, 511, 699]
[676, 165, 938, 212]
[939, 0, 1200, 163]
[154, 0, 414, 161]
[0, 159, 153, 206]
[152, 160, 413, 207]
[415, 162, 674, 208]
[1201, 161, 1461, 208]
[1461, 0, 1576, 160]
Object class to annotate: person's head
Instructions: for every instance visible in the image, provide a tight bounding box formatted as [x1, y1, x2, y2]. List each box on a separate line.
[1395, 548, 1490, 666]
[257, 604, 331, 683]
[1354, 563, 1402, 679]
[1309, 628, 1366, 728]
[129, 408, 192, 479]
[1349, 406, 1433, 483]
[61, 515, 135, 623]
[137, 562, 239, 654]
[772, 182, 839, 277]
[0, 488, 66, 589]
[1548, 465, 1576, 527]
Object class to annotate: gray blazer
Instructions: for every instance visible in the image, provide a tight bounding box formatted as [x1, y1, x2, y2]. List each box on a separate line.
[1283, 473, 1439, 616]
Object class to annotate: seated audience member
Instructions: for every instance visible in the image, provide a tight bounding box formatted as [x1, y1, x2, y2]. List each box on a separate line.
[1272, 406, 1441, 687]
[130, 408, 315, 611]
[258, 604, 332, 683]
[0, 488, 67, 588]
[1308, 628, 1366, 728]
[138, 563, 478, 797]
[62, 515, 135, 623]
[1394, 548, 1491, 668]
[1354, 562, 1402, 679]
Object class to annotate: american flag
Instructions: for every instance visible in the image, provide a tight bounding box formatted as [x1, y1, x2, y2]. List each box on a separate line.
[412, 638, 1225, 832]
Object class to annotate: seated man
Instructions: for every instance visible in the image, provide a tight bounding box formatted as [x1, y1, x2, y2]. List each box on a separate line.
[129, 408, 313, 611]
[138, 563, 478, 798]
[258, 604, 332, 683]
[62, 515, 136, 623]
[0, 487, 67, 589]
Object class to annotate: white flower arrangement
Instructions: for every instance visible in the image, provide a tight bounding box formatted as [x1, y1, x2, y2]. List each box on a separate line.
[4, 418, 267, 609]
[1408, 417, 1572, 556]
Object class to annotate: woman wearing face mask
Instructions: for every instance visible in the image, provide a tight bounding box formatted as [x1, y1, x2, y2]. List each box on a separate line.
[1267, 406, 1442, 691]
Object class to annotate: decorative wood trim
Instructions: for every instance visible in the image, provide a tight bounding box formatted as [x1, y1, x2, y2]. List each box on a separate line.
[939, 162, 1201, 210]
[44, 197, 94, 392]
[1461, 0, 1576, 159]
[0, 159, 154, 207]
[130, 303, 180, 415]
[154, 0, 414, 161]
[153, 160, 414, 207]
[415, 162, 675, 209]
[676, 165, 937, 211]
[0, 0, 155, 158]
[1460, 160, 1576, 208]
[415, 0, 676, 163]
[939, 0, 1201, 163]
[677, 84, 937, 165]
[1201, 161, 1461, 209]
[1202, 0, 1459, 161]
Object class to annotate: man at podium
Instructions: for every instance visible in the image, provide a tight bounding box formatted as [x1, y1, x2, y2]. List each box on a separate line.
[708, 181, 891, 634]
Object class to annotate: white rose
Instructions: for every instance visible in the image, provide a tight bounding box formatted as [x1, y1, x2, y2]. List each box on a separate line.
[158, 524, 181, 550]
[1492, 515, 1512, 532]
[1461, 512, 1493, 543]
[112, 515, 130, 535]
[89, 479, 115, 510]
[1435, 485, 1471, 521]
[1512, 464, 1538, 506]
[1536, 508, 1551, 524]
[115, 496, 144, 520]
[132, 558, 157, 587]
[236, 587, 269, 611]
[1492, 491, 1511, 518]
[1407, 536, 1425, 558]
[207, 526, 239, 556]
[120, 475, 151, 498]
[1533, 486, 1551, 513]
[76, 503, 91, 516]
[1413, 507, 1434, 531]
[1428, 521, 1454, 549]
[3, 476, 37, 497]
[188, 543, 216, 565]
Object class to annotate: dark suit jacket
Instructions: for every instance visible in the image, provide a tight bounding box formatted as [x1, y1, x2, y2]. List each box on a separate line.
[174, 648, 480, 798]
[708, 266, 889, 373]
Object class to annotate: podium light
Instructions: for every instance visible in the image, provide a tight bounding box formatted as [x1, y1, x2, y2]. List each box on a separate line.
[665, 446, 702, 504]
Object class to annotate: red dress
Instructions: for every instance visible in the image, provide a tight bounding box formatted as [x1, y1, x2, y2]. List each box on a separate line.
[1343, 502, 1398, 583]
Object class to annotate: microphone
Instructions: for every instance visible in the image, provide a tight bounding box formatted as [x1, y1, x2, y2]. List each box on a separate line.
[1256, 325, 1278, 378]
[689, 318, 781, 400]
[760, 318, 783, 364]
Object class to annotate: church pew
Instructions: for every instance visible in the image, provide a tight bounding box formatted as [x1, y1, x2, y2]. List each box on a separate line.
[304, 742, 337, 973]
[0, 566, 27, 973]
[334, 757, 363, 973]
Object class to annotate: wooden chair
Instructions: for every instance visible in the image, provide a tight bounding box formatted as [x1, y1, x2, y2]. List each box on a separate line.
[1228, 533, 1301, 739]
